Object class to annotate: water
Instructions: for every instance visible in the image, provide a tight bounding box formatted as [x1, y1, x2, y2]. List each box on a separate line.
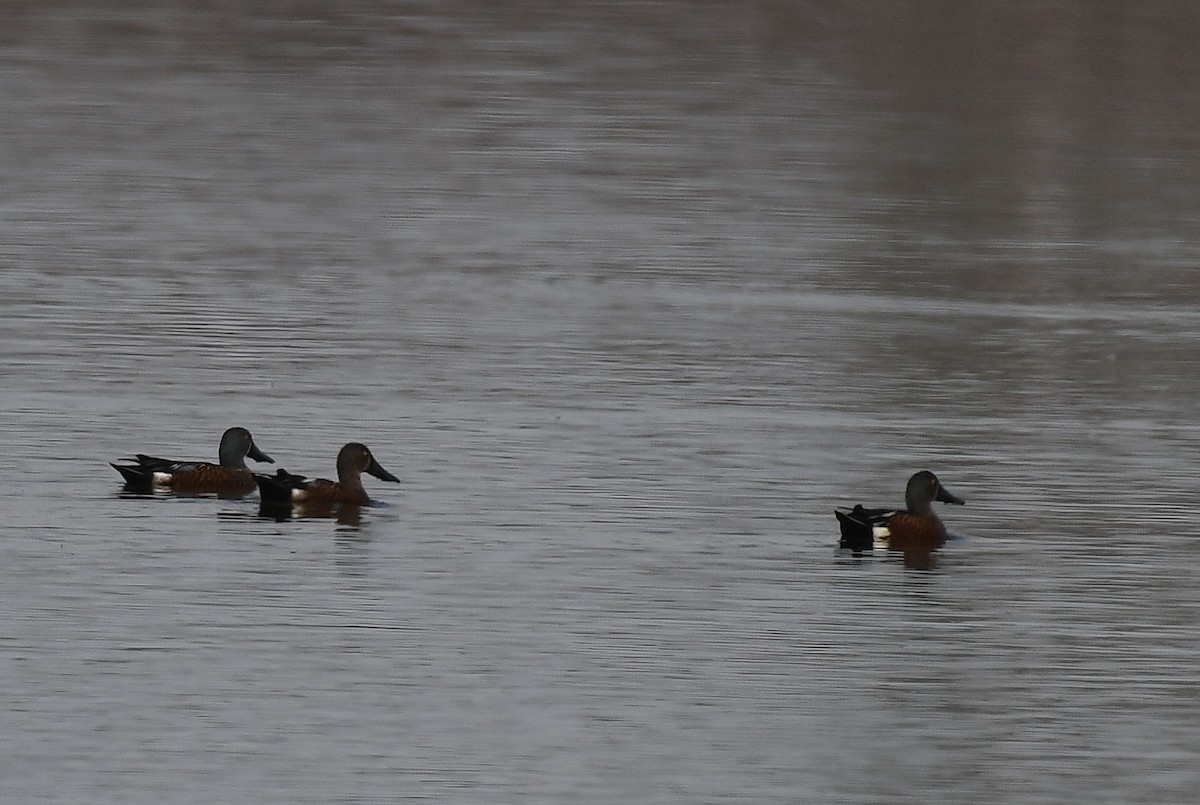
[3, 2, 1200, 802]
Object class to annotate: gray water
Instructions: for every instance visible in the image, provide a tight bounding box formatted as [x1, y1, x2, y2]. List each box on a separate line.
[4, 2, 1200, 803]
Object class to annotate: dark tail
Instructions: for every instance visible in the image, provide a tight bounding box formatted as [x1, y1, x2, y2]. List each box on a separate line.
[835, 505, 891, 552]
[111, 462, 153, 490]
[254, 470, 302, 503]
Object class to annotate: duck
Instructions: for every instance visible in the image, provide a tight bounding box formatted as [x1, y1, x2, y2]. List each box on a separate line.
[835, 471, 964, 568]
[255, 442, 399, 507]
[111, 426, 273, 497]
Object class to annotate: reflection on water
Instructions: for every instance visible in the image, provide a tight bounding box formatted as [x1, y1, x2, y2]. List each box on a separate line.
[258, 501, 368, 528]
[4, 2, 1200, 803]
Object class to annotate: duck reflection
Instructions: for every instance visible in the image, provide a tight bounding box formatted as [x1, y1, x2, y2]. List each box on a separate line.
[258, 500, 364, 527]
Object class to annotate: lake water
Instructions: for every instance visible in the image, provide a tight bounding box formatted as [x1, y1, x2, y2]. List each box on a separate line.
[4, 2, 1200, 803]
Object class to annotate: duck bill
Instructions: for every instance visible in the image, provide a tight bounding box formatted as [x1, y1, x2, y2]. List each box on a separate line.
[247, 441, 274, 464]
[936, 486, 965, 505]
[366, 457, 399, 483]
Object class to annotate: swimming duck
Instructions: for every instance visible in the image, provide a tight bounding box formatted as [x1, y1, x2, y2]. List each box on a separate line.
[255, 442, 399, 507]
[111, 427, 273, 497]
[835, 471, 964, 568]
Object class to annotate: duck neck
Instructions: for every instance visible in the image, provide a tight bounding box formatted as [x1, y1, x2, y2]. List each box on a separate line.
[336, 464, 365, 491]
[906, 494, 935, 516]
[219, 448, 248, 470]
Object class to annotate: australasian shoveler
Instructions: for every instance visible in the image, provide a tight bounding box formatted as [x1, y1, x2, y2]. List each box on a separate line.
[835, 471, 964, 569]
[111, 426, 274, 497]
[255, 442, 399, 507]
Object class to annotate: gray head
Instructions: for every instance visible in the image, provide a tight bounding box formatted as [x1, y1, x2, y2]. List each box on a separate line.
[904, 471, 964, 514]
[218, 427, 274, 469]
[336, 442, 400, 486]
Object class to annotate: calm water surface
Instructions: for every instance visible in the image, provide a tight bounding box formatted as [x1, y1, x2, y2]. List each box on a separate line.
[3, 2, 1200, 803]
